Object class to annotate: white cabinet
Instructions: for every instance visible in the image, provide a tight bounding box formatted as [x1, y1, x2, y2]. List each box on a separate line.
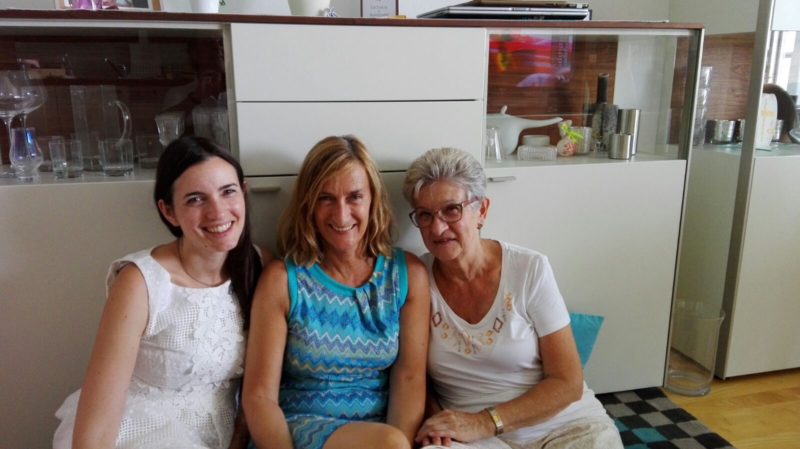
[724, 153, 800, 375]
[681, 147, 800, 378]
[237, 101, 484, 176]
[229, 23, 487, 177]
[0, 180, 172, 449]
[229, 24, 487, 102]
[482, 160, 686, 393]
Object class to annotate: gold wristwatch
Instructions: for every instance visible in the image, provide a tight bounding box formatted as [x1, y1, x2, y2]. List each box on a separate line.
[485, 406, 504, 435]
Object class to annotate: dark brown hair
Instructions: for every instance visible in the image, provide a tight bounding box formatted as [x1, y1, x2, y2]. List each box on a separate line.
[154, 136, 262, 328]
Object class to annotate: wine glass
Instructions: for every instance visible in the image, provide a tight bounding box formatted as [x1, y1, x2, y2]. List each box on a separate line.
[18, 81, 47, 129]
[0, 71, 39, 176]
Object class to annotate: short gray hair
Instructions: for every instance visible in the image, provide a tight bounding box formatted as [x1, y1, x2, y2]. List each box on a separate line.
[402, 147, 486, 207]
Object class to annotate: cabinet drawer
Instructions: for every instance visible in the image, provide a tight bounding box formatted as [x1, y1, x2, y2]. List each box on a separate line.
[236, 101, 484, 176]
[230, 23, 487, 101]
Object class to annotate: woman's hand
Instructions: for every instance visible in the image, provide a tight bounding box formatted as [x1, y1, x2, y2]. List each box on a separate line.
[414, 409, 495, 446]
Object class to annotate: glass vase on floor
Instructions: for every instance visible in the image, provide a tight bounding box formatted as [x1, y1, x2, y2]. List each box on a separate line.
[10, 127, 43, 182]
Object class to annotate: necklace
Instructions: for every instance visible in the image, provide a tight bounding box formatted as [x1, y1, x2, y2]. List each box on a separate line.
[177, 238, 219, 288]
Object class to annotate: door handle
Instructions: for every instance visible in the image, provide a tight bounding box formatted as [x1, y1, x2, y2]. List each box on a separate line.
[488, 176, 517, 183]
[246, 178, 282, 193]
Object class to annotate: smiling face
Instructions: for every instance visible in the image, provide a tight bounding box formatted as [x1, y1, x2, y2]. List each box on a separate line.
[158, 156, 245, 255]
[313, 162, 372, 256]
[414, 180, 487, 263]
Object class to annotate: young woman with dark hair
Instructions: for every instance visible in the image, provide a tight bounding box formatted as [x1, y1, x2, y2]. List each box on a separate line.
[53, 136, 270, 449]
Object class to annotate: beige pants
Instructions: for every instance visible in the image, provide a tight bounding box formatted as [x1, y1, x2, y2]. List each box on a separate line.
[422, 416, 623, 449]
[501, 416, 623, 449]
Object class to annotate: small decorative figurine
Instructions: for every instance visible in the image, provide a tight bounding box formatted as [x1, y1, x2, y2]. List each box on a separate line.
[556, 120, 583, 157]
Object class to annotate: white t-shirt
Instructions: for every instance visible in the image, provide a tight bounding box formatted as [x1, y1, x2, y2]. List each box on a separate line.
[424, 241, 609, 445]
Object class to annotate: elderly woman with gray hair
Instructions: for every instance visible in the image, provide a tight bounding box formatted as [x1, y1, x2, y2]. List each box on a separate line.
[403, 148, 621, 449]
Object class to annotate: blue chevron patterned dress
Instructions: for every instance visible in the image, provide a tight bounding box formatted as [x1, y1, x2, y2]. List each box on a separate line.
[279, 247, 408, 449]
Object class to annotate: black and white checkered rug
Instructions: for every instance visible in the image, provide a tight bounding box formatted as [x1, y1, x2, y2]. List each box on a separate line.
[595, 387, 735, 449]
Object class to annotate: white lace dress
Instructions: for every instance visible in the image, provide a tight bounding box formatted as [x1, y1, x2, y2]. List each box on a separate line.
[53, 249, 246, 449]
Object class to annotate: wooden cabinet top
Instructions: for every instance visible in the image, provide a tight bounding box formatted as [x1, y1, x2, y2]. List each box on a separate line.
[0, 9, 702, 31]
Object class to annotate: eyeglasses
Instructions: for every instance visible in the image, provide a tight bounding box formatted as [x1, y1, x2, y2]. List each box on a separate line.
[409, 198, 478, 228]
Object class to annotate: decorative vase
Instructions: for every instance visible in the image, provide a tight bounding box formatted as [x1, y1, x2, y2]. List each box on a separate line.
[190, 0, 220, 13]
[287, 0, 330, 16]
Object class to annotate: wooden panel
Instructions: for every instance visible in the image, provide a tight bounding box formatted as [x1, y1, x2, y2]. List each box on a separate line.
[487, 33, 618, 145]
[236, 101, 484, 176]
[666, 367, 800, 448]
[230, 24, 487, 102]
[487, 34, 618, 119]
[702, 33, 755, 121]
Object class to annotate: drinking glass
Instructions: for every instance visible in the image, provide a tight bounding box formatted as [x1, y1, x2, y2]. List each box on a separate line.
[49, 137, 84, 179]
[100, 138, 134, 176]
[9, 127, 43, 182]
[134, 134, 163, 169]
[155, 112, 185, 147]
[486, 127, 503, 161]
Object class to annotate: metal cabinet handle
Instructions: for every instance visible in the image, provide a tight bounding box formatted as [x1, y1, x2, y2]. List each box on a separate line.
[246, 178, 282, 193]
[488, 176, 517, 183]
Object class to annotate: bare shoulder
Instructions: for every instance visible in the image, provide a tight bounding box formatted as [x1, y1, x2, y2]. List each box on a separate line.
[108, 263, 147, 304]
[260, 257, 288, 283]
[402, 251, 430, 307]
[402, 250, 427, 277]
[103, 263, 149, 333]
[253, 258, 290, 313]
[255, 244, 276, 266]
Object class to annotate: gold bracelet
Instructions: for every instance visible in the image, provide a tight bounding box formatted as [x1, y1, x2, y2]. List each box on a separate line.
[485, 406, 504, 435]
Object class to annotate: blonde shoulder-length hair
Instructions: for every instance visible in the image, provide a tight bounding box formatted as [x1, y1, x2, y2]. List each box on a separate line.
[277, 135, 394, 266]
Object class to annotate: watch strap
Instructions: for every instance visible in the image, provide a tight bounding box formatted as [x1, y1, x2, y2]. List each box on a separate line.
[485, 406, 504, 435]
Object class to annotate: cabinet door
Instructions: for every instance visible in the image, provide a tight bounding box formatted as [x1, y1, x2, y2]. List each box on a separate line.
[236, 101, 484, 176]
[482, 161, 685, 393]
[230, 23, 487, 102]
[722, 155, 800, 376]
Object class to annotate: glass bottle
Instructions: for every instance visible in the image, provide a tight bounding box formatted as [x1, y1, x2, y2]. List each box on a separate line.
[10, 127, 43, 182]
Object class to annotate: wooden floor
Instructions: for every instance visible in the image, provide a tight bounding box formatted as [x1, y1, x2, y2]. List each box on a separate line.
[663, 367, 800, 449]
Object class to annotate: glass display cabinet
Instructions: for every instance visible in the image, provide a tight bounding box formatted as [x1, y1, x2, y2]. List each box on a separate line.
[669, 0, 800, 389]
[485, 25, 702, 167]
[0, 19, 225, 183]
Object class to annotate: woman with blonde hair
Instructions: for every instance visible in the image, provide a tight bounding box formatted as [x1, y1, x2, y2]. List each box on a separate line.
[244, 135, 430, 449]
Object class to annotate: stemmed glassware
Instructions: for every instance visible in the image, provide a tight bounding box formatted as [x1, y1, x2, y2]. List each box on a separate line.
[0, 70, 47, 178]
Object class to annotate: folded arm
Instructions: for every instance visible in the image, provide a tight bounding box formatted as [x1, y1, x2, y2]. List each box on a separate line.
[415, 324, 583, 444]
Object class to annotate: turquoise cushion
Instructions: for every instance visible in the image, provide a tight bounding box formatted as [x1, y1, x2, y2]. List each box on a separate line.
[569, 312, 604, 368]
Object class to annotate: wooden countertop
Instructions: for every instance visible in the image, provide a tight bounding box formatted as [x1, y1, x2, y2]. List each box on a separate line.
[0, 8, 703, 31]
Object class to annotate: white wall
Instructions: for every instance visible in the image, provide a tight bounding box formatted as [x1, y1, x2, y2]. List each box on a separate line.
[587, 0, 667, 21]
[670, 0, 759, 34]
[0, 0, 53, 8]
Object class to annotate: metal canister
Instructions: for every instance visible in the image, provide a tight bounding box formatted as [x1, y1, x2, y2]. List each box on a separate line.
[608, 133, 632, 159]
[617, 109, 641, 155]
